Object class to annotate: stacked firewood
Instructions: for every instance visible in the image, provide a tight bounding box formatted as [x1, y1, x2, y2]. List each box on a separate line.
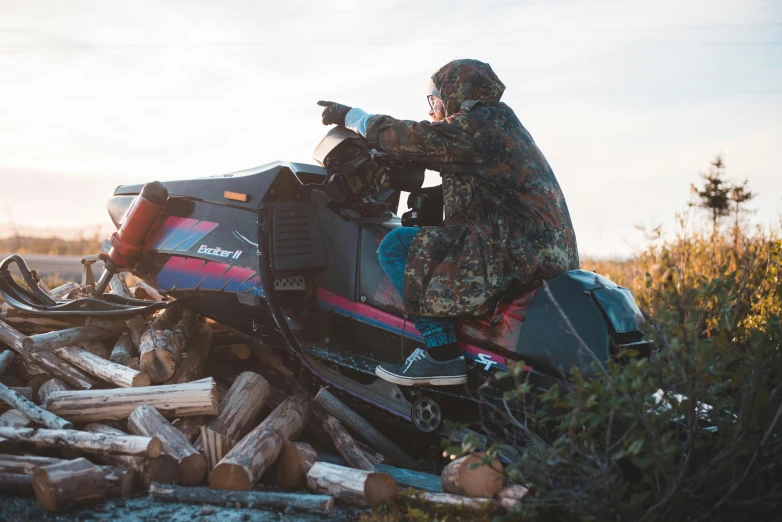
[0, 277, 528, 515]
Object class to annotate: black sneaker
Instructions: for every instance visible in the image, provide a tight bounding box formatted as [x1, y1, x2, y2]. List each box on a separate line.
[375, 348, 468, 386]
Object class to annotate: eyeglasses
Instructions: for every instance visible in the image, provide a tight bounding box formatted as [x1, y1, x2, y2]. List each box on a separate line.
[427, 95, 440, 110]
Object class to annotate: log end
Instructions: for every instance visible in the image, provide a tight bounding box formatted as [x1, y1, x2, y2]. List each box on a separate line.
[178, 454, 207, 486]
[32, 468, 57, 512]
[209, 462, 252, 491]
[140, 350, 176, 383]
[147, 436, 163, 459]
[131, 372, 152, 387]
[276, 442, 304, 488]
[365, 472, 398, 505]
[442, 453, 503, 499]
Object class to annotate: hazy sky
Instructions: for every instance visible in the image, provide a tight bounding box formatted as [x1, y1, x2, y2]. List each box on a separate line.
[1, 0, 780, 256]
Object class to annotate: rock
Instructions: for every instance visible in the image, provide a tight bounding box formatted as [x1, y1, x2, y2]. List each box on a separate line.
[200, 506, 215, 515]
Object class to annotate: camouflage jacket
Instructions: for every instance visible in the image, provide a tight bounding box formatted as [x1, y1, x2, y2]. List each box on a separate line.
[365, 59, 579, 318]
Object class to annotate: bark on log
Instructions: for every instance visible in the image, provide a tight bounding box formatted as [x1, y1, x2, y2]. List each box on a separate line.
[0, 408, 33, 427]
[50, 281, 80, 299]
[0, 426, 162, 458]
[440, 453, 503, 498]
[139, 309, 192, 383]
[496, 484, 529, 512]
[306, 462, 397, 505]
[32, 457, 107, 512]
[0, 388, 33, 414]
[109, 273, 132, 298]
[165, 323, 212, 385]
[321, 414, 375, 472]
[314, 387, 415, 467]
[0, 455, 136, 497]
[109, 332, 137, 366]
[200, 426, 235, 473]
[0, 472, 32, 493]
[149, 483, 334, 514]
[0, 350, 15, 375]
[134, 280, 164, 301]
[128, 405, 206, 486]
[0, 381, 72, 429]
[84, 423, 181, 487]
[37, 378, 72, 405]
[126, 316, 146, 352]
[277, 442, 318, 489]
[21, 351, 97, 390]
[212, 343, 251, 360]
[54, 346, 150, 388]
[27, 374, 52, 403]
[44, 377, 219, 422]
[23, 325, 126, 353]
[412, 491, 498, 510]
[210, 395, 310, 491]
[0, 319, 27, 353]
[195, 371, 269, 449]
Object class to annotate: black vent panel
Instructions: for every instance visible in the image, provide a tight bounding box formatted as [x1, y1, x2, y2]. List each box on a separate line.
[270, 202, 328, 272]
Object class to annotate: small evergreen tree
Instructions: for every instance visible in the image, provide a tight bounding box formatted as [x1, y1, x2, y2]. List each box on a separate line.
[729, 178, 756, 242]
[690, 155, 731, 234]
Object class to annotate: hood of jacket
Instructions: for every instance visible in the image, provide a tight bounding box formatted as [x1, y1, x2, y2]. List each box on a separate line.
[430, 59, 506, 117]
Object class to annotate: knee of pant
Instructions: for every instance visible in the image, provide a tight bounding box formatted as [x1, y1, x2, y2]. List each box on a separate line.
[377, 228, 409, 266]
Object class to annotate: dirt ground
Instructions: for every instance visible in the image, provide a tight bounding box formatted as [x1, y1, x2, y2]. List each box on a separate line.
[0, 494, 362, 522]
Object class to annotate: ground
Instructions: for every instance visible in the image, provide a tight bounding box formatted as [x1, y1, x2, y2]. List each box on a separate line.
[0, 494, 360, 522]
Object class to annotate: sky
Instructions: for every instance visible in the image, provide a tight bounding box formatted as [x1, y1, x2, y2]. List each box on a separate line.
[0, 0, 780, 257]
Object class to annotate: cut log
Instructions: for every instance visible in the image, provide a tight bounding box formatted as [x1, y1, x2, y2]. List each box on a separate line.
[149, 483, 334, 514]
[30, 270, 55, 297]
[0, 426, 162, 458]
[0, 350, 15, 375]
[412, 491, 498, 510]
[277, 442, 318, 489]
[139, 308, 193, 383]
[127, 357, 140, 371]
[306, 462, 397, 505]
[44, 377, 219, 422]
[0, 409, 33, 427]
[109, 273, 132, 298]
[26, 351, 97, 390]
[37, 378, 72, 405]
[165, 322, 212, 384]
[172, 415, 210, 443]
[314, 387, 414, 467]
[440, 453, 503, 498]
[50, 281, 80, 299]
[84, 423, 181, 487]
[0, 472, 33, 493]
[101, 465, 136, 497]
[126, 315, 146, 351]
[373, 463, 443, 492]
[32, 457, 107, 512]
[27, 374, 52, 403]
[23, 325, 126, 353]
[496, 484, 529, 512]
[213, 343, 251, 361]
[195, 371, 269, 448]
[210, 395, 310, 491]
[200, 426, 235, 472]
[109, 332, 137, 365]
[0, 455, 136, 497]
[0, 388, 33, 413]
[54, 346, 150, 388]
[0, 319, 27, 353]
[0, 381, 72, 429]
[134, 280, 164, 301]
[321, 414, 375, 472]
[128, 405, 206, 486]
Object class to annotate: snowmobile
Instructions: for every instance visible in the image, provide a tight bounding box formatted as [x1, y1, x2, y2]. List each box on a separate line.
[0, 128, 650, 457]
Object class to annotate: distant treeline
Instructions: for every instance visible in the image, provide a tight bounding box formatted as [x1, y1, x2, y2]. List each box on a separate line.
[0, 236, 103, 256]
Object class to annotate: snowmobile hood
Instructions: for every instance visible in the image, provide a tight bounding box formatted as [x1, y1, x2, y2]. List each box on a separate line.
[430, 59, 506, 117]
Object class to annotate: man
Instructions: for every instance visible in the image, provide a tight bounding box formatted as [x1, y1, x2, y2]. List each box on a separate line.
[318, 59, 579, 386]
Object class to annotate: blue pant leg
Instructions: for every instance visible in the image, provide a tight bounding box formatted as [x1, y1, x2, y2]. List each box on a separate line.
[377, 227, 457, 348]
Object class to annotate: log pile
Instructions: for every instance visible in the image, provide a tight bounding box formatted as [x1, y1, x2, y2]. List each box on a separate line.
[0, 273, 528, 515]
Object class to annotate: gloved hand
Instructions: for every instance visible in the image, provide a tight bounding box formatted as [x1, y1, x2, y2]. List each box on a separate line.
[317, 101, 352, 126]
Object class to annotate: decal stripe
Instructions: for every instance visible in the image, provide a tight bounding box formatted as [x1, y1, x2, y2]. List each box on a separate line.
[176, 221, 219, 251]
[316, 287, 514, 370]
[194, 261, 231, 289]
[159, 218, 199, 250]
[175, 258, 208, 289]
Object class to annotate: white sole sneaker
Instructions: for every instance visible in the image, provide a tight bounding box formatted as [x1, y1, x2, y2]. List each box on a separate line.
[375, 366, 468, 387]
